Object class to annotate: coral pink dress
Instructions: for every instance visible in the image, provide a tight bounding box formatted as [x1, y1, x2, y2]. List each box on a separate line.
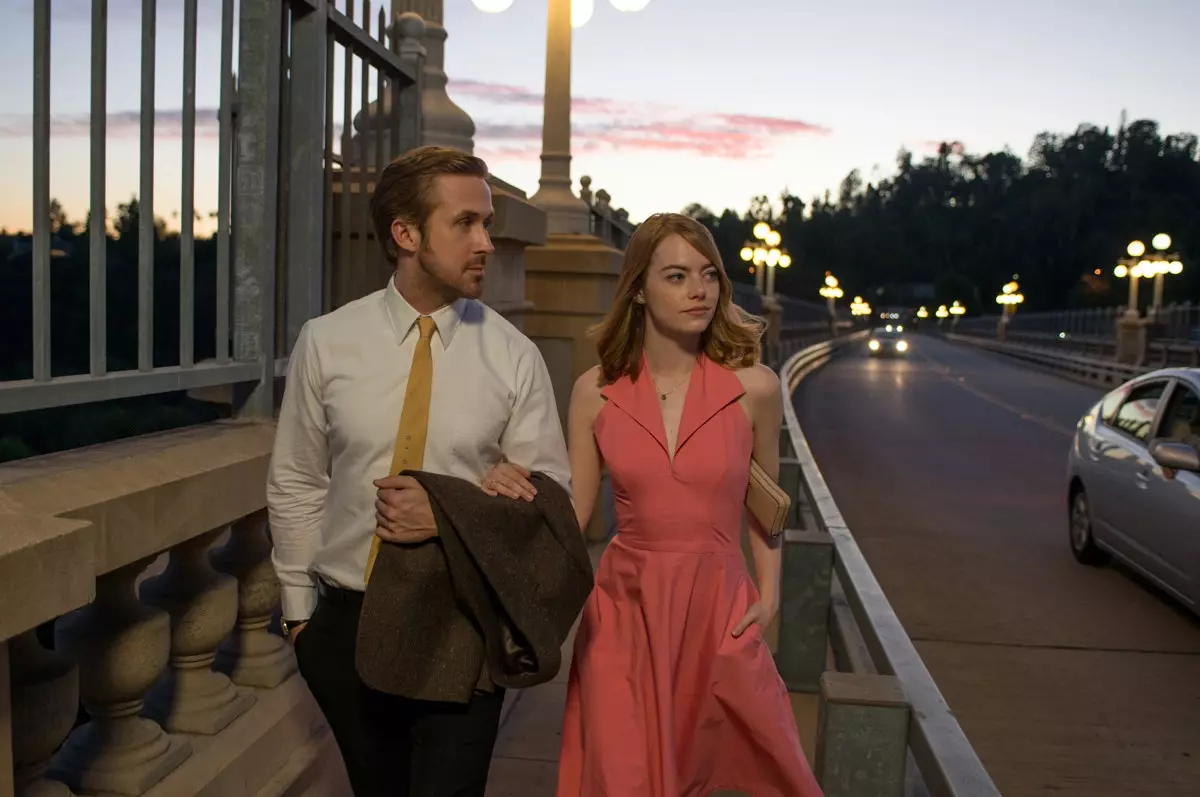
[556, 355, 823, 797]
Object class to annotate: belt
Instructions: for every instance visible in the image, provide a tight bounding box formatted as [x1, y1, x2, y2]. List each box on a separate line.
[317, 578, 364, 608]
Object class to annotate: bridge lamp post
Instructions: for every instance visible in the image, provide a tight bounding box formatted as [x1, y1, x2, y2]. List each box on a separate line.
[995, 278, 1024, 340]
[850, 295, 872, 322]
[1114, 236, 1183, 320]
[471, 0, 652, 233]
[935, 304, 949, 322]
[739, 222, 789, 297]
[916, 306, 929, 320]
[819, 273, 844, 337]
[948, 300, 965, 329]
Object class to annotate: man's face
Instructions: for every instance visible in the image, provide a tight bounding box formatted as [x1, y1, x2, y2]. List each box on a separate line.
[416, 175, 495, 300]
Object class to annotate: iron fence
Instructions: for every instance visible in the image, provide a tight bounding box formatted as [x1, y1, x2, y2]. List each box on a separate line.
[3, 0, 422, 418]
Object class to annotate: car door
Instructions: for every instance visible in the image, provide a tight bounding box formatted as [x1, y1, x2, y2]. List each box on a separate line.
[1140, 379, 1200, 605]
[1087, 378, 1170, 571]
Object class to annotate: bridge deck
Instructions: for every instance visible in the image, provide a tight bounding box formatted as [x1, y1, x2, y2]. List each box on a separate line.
[796, 333, 1200, 797]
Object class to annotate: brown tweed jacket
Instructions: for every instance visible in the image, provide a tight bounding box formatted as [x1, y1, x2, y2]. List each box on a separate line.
[355, 470, 594, 704]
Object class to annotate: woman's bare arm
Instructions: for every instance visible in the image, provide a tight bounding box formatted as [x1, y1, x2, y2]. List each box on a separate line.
[568, 367, 606, 532]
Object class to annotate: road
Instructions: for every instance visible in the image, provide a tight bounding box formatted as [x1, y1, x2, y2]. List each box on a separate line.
[794, 333, 1200, 797]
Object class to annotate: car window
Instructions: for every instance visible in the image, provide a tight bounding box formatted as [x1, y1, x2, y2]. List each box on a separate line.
[1112, 381, 1167, 442]
[1158, 383, 1200, 442]
[1099, 387, 1127, 424]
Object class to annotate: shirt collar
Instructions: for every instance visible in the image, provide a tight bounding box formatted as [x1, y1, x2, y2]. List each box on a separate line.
[383, 277, 467, 348]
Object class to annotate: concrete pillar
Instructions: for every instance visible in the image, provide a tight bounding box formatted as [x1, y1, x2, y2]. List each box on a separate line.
[776, 529, 834, 693]
[51, 557, 191, 795]
[529, 0, 591, 235]
[141, 529, 255, 735]
[479, 180, 548, 331]
[1115, 311, 1147, 366]
[8, 631, 76, 797]
[815, 672, 910, 797]
[210, 511, 297, 689]
[762, 297, 783, 368]
[389, 0, 475, 153]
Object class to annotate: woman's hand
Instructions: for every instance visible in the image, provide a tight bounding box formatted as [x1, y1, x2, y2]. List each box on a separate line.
[481, 459, 537, 501]
[731, 600, 778, 638]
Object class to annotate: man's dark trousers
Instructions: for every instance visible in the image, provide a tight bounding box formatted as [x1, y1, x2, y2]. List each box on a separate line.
[293, 583, 505, 797]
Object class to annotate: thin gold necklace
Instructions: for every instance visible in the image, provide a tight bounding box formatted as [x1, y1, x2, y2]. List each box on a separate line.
[652, 367, 693, 401]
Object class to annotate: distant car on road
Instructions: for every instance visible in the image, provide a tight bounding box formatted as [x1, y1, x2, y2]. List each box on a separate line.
[868, 325, 909, 357]
[1066, 367, 1200, 613]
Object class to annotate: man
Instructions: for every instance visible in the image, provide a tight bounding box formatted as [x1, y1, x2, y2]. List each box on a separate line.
[267, 146, 571, 797]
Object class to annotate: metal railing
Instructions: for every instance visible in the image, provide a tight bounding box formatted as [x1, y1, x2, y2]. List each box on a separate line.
[956, 301, 1199, 344]
[3, 0, 422, 418]
[781, 335, 1002, 797]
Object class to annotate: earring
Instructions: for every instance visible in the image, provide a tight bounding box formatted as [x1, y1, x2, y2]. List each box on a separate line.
[635, 294, 645, 304]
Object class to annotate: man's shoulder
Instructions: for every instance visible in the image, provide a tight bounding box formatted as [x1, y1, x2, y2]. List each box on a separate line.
[468, 300, 542, 359]
[304, 289, 386, 343]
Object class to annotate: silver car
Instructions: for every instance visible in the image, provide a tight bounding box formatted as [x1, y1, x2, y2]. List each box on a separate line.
[1067, 367, 1200, 613]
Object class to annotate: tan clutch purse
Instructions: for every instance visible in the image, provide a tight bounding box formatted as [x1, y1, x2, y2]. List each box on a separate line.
[745, 457, 790, 537]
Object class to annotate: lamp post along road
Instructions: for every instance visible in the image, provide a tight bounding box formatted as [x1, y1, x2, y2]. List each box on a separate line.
[529, 0, 591, 234]
[474, 0, 651, 235]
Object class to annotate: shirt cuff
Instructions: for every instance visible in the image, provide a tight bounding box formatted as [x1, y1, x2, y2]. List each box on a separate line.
[280, 583, 318, 622]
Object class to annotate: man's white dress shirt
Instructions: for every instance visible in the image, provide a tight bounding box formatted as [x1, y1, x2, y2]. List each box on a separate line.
[267, 279, 572, 621]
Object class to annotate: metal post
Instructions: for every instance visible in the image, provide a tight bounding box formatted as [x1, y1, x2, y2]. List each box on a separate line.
[233, 0, 283, 418]
[286, 2, 329, 351]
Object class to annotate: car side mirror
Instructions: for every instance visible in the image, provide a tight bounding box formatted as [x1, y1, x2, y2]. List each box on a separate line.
[1149, 440, 1200, 473]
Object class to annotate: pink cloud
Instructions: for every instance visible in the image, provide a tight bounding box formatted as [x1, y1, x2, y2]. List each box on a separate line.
[461, 78, 829, 161]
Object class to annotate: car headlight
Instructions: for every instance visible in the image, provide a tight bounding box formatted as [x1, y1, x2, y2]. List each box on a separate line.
[868, 340, 880, 351]
[895, 340, 908, 352]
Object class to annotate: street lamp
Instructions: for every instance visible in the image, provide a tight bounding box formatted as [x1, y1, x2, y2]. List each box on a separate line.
[935, 305, 949, 319]
[916, 306, 929, 319]
[850, 295, 872, 317]
[470, 0, 652, 232]
[949, 300, 965, 316]
[819, 272, 844, 313]
[1114, 235, 1184, 319]
[739, 221, 790, 297]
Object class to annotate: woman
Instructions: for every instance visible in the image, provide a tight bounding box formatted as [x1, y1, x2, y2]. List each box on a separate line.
[484, 213, 822, 797]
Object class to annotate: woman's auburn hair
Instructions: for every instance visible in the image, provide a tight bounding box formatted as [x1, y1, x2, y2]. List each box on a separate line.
[590, 212, 766, 385]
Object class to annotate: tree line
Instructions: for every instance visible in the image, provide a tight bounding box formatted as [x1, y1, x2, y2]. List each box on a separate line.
[684, 117, 1200, 315]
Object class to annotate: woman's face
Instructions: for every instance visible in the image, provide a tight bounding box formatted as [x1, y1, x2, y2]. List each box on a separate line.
[640, 234, 720, 338]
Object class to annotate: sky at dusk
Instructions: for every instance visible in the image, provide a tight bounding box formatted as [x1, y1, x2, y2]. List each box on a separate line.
[3, 0, 1200, 237]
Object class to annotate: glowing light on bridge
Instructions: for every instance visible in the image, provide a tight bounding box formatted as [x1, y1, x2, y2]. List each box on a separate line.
[917, 306, 929, 319]
[1114, 235, 1184, 318]
[950, 300, 966, 316]
[740, 221, 790, 297]
[850, 295, 872, 317]
[935, 305, 950, 319]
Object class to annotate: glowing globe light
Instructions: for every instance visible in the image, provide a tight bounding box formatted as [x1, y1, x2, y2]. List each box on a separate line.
[572, 0, 594, 27]
[1152, 233, 1172, 251]
[1127, 240, 1146, 258]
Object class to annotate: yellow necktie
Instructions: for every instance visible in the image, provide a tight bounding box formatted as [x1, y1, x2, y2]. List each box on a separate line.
[365, 315, 437, 583]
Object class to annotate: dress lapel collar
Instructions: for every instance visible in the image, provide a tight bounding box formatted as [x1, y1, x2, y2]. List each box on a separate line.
[600, 355, 747, 464]
[675, 355, 746, 455]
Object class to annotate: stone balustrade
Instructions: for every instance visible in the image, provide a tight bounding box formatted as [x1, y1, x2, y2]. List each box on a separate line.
[0, 422, 347, 797]
[578, 176, 634, 250]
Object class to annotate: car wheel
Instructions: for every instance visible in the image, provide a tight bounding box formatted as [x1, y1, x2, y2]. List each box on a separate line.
[1069, 487, 1109, 566]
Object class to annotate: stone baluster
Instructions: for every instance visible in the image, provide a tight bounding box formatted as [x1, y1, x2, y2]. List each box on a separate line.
[210, 511, 296, 688]
[579, 176, 593, 206]
[140, 529, 255, 734]
[50, 557, 191, 795]
[10, 629, 77, 797]
[594, 189, 611, 214]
